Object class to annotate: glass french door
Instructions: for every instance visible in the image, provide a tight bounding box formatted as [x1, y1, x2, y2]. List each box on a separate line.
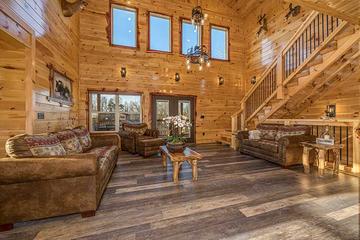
[152, 94, 196, 143]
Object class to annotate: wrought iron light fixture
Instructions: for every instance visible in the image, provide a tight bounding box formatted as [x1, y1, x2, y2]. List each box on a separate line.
[185, 45, 211, 71]
[175, 73, 180, 82]
[191, 5, 207, 30]
[218, 76, 224, 86]
[120, 67, 127, 78]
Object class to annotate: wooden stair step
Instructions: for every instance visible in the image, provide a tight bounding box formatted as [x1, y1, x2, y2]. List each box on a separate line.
[320, 41, 337, 54]
[306, 54, 323, 67]
[334, 26, 355, 41]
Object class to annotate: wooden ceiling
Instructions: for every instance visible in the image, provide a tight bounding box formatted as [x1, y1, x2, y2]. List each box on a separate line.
[285, 0, 360, 25]
[224, 0, 360, 24]
[223, 0, 265, 17]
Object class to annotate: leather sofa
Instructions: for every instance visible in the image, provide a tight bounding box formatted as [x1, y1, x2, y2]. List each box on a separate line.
[119, 123, 164, 157]
[0, 127, 120, 231]
[237, 124, 315, 167]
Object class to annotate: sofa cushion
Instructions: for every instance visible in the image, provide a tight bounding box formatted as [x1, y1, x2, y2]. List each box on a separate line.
[5, 134, 33, 158]
[123, 123, 147, 136]
[24, 135, 66, 157]
[87, 145, 118, 169]
[275, 125, 310, 140]
[51, 130, 83, 154]
[72, 126, 92, 152]
[257, 124, 280, 141]
[243, 139, 279, 153]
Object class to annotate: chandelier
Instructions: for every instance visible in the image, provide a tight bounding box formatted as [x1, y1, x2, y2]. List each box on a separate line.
[191, 6, 207, 29]
[185, 45, 211, 71]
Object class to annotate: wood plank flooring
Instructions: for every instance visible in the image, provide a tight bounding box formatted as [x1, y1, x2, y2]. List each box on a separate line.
[0, 144, 359, 240]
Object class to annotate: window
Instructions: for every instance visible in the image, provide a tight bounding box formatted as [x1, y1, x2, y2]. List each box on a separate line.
[181, 19, 201, 55]
[148, 12, 172, 52]
[89, 92, 142, 132]
[210, 25, 229, 60]
[111, 5, 137, 48]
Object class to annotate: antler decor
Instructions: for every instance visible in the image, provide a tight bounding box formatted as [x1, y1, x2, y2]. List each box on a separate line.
[285, 3, 301, 20]
[256, 13, 267, 37]
[61, 0, 88, 17]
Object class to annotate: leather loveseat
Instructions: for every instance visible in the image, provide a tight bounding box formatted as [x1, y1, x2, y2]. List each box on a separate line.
[237, 124, 315, 167]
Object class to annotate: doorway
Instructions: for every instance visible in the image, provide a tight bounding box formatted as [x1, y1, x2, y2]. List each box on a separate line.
[151, 94, 196, 143]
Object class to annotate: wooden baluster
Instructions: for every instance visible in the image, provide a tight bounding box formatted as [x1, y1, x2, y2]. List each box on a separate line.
[309, 23, 312, 54]
[331, 16, 334, 33]
[305, 26, 308, 60]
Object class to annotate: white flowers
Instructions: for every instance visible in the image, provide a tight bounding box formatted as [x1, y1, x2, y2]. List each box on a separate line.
[163, 115, 192, 129]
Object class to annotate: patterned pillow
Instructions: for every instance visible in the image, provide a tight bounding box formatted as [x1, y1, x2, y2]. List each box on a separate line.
[249, 130, 261, 140]
[72, 126, 92, 152]
[24, 135, 66, 157]
[51, 130, 83, 154]
[275, 125, 309, 140]
[257, 125, 280, 141]
[5, 134, 33, 158]
[123, 123, 147, 136]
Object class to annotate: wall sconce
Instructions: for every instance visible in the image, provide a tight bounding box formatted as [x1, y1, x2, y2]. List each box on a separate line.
[120, 67, 127, 78]
[175, 73, 180, 82]
[251, 76, 257, 85]
[326, 104, 336, 118]
[218, 76, 224, 86]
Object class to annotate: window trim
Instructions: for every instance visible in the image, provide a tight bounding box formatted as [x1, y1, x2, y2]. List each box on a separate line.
[109, 3, 139, 49]
[179, 17, 203, 56]
[147, 11, 173, 54]
[209, 24, 230, 61]
[88, 91, 143, 133]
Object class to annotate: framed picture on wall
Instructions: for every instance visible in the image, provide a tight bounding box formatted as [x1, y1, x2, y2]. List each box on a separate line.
[47, 64, 73, 106]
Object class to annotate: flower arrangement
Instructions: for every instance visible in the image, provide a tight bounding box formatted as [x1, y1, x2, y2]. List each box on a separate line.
[163, 115, 192, 151]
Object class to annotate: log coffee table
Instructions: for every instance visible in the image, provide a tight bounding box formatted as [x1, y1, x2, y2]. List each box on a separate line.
[160, 146, 202, 183]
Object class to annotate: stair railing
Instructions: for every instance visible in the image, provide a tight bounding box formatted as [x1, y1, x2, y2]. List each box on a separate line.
[230, 11, 347, 149]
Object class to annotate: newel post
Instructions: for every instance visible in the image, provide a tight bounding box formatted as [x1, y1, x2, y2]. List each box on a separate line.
[276, 56, 284, 99]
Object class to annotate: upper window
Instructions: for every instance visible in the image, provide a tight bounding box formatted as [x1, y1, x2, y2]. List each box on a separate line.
[89, 92, 142, 132]
[210, 25, 229, 60]
[181, 19, 201, 55]
[111, 5, 137, 48]
[148, 12, 172, 52]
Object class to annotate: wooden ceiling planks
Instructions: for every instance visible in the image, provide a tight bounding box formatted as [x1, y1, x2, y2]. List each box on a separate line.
[285, 0, 360, 25]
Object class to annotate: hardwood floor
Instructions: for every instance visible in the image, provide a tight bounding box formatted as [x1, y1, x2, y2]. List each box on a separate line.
[0, 144, 359, 240]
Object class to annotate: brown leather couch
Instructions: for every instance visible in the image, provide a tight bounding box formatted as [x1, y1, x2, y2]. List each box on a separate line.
[237, 124, 315, 167]
[119, 123, 164, 157]
[0, 128, 120, 231]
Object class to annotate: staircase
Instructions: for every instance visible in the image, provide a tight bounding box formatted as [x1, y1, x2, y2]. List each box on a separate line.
[228, 11, 360, 148]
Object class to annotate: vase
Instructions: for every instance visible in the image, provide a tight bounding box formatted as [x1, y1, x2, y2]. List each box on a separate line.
[166, 142, 185, 153]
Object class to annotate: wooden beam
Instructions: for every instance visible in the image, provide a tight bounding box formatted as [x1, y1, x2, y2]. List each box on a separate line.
[285, 0, 360, 25]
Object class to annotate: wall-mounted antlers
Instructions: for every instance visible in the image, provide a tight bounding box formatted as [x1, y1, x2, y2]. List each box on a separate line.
[285, 3, 301, 20]
[61, 0, 88, 17]
[256, 13, 267, 37]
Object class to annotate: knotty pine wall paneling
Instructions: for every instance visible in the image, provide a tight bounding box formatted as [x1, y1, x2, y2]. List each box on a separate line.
[79, 0, 247, 143]
[1, 0, 80, 134]
[242, 0, 311, 91]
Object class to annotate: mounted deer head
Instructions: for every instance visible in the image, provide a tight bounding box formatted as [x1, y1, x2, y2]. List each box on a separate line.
[256, 13, 267, 37]
[285, 3, 301, 20]
[61, 0, 88, 17]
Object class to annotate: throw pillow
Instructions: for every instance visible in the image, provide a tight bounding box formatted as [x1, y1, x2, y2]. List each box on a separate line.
[248, 130, 261, 140]
[257, 125, 280, 141]
[5, 134, 33, 158]
[24, 135, 66, 157]
[124, 124, 147, 136]
[72, 126, 92, 152]
[51, 130, 83, 154]
[276, 125, 309, 140]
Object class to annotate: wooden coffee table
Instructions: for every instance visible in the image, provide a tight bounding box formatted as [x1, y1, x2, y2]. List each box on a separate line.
[160, 146, 202, 183]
